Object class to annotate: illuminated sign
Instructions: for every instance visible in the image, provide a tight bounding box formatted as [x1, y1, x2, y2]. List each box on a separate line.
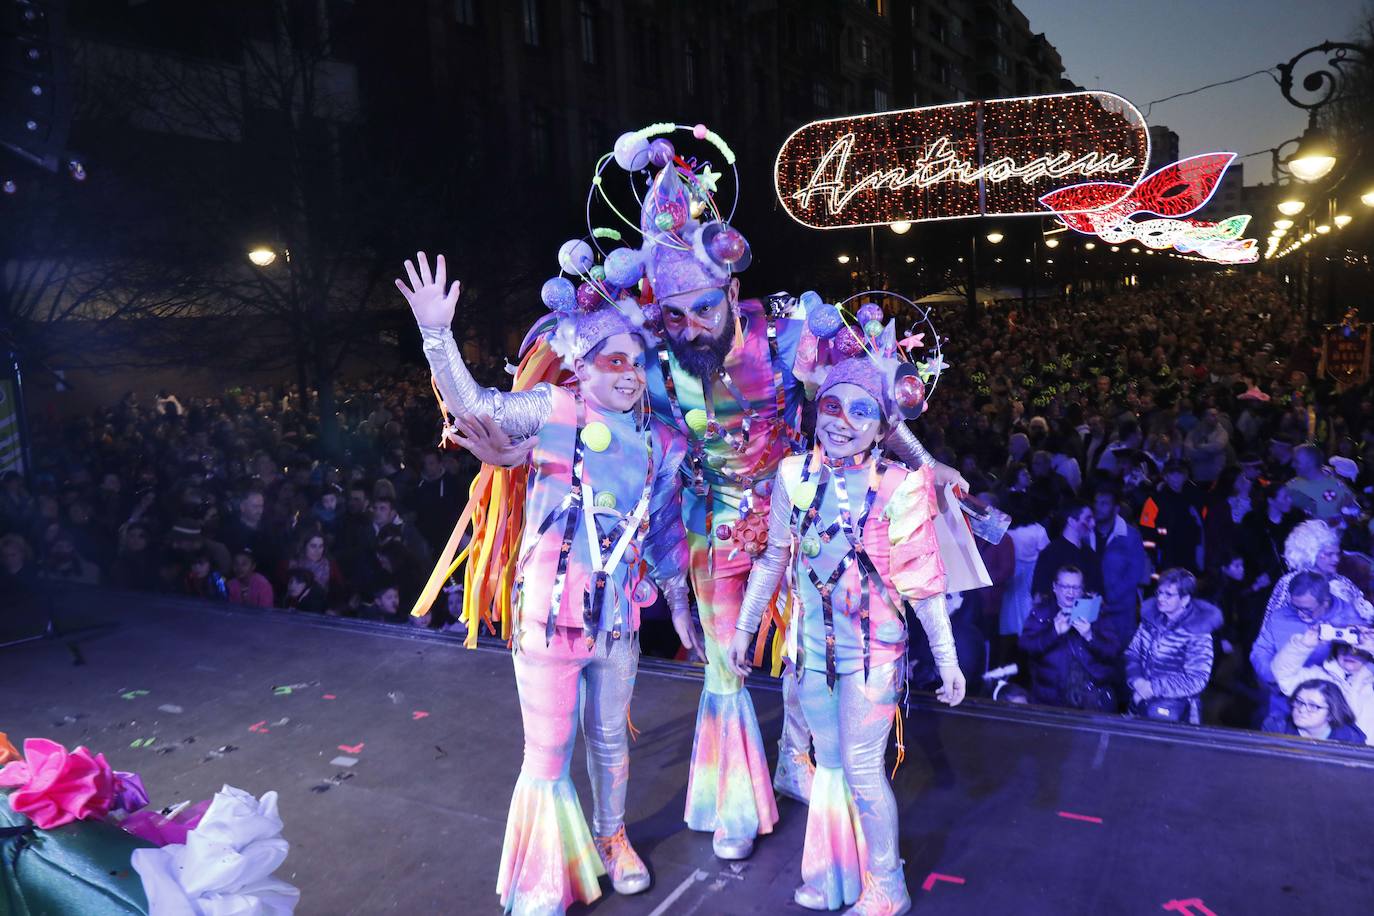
[774, 91, 1149, 229]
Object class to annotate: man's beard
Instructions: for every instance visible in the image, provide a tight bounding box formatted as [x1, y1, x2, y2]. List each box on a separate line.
[667, 320, 734, 380]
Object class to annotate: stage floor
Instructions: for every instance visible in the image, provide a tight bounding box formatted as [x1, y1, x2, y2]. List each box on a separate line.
[6, 590, 1374, 915]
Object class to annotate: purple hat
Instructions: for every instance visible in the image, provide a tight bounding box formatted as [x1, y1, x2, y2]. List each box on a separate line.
[548, 303, 642, 366]
[817, 357, 890, 412]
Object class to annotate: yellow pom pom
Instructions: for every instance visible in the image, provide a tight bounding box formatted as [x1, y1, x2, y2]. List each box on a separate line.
[685, 408, 709, 436]
[581, 422, 611, 452]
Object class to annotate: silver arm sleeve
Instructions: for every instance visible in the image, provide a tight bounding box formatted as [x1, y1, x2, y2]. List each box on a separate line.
[885, 423, 934, 468]
[735, 488, 794, 635]
[418, 325, 550, 439]
[660, 574, 691, 620]
[912, 593, 958, 668]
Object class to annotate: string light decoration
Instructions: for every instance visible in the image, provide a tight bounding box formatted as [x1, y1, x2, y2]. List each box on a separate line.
[1040, 153, 1259, 264]
[774, 91, 1148, 229]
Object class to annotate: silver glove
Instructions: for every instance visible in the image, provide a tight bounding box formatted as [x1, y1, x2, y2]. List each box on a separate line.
[419, 325, 550, 438]
[735, 488, 793, 635]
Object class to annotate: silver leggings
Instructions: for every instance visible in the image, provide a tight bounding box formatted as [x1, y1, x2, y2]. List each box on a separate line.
[800, 660, 901, 874]
[512, 626, 641, 836]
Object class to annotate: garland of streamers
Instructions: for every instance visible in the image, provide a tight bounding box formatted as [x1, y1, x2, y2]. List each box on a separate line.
[408, 339, 567, 645]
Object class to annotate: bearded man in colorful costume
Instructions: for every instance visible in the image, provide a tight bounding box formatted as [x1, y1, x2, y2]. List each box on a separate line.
[727, 317, 967, 916]
[616, 128, 964, 861]
[399, 251, 695, 915]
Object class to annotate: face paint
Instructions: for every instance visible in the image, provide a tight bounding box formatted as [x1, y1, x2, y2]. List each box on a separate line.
[660, 286, 729, 336]
[592, 351, 647, 376]
[815, 383, 884, 460]
[817, 393, 882, 428]
[578, 333, 646, 413]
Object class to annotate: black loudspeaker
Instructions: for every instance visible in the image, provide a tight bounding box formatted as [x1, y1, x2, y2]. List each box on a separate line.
[0, 0, 74, 174]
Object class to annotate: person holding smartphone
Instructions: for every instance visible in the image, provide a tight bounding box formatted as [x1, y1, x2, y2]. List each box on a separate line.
[1020, 565, 1124, 712]
[1270, 622, 1374, 743]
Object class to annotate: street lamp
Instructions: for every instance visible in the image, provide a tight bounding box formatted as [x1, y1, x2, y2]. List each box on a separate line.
[904, 255, 916, 263]
[837, 254, 851, 264]
[1315, 223, 1331, 234]
[1275, 218, 1294, 229]
[889, 221, 912, 235]
[1363, 190, 1374, 207]
[1044, 237, 1060, 249]
[1287, 122, 1337, 182]
[248, 247, 277, 267]
[1278, 199, 1305, 216]
[1084, 242, 1096, 250]
[985, 231, 1004, 244]
[1334, 214, 1352, 228]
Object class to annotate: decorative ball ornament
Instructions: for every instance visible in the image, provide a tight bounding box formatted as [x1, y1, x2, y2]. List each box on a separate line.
[894, 368, 928, 417]
[685, 408, 709, 436]
[647, 138, 676, 168]
[632, 578, 658, 605]
[705, 452, 727, 468]
[589, 265, 606, 283]
[581, 422, 612, 452]
[594, 491, 617, 510]
[834, 328, 866, 358]
[559, 239, 595, 275]
[603, 247, 643, 287]
[664, 200, 687, 230]
[575, 281, 602, 312]
[716, 524, 734, 541]
[541, 277, 578, 313]
[801, 537, 821, 558]
[613, 132, 651, 171]
[708, 226, 747, 264]
[793, 480, 818, 510]
[863, 319, 884, 338]
[807, 302, 844, 339]
[654, 210, 676, 231]
[856, 303, 884, 325]
[693, 123, 708, 139]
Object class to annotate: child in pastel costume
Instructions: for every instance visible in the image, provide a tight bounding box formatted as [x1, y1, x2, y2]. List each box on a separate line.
[399, 253, 693, 916]
[730, 352, 965, 916]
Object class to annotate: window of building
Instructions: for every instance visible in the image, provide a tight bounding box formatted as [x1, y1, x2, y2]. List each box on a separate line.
[873, 86, 888, 110]
[860, 35, 871, 65]
[910, 46, 919, 73]
[685, 42, 699, 95]
[521, 0, 540, 46]
[529, 110, 551, 172]
[811, 20, 828, 53]
[579, 0, 597, 64]
[813, 79, 830, 110]
[454, 0, 476, 27]
[995, 53, 1010, 75]
[930, 14, 947, 44]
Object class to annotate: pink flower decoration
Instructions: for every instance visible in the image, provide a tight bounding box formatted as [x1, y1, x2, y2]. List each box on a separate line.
[0, 737, 115, 829]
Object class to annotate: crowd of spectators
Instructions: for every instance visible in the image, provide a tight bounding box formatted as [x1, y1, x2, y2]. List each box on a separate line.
[4, 270, 1374, 749]
[0, 370, 486, 627]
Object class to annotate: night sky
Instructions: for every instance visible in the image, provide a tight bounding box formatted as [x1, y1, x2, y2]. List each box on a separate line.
[1019, 0, 1366, 176]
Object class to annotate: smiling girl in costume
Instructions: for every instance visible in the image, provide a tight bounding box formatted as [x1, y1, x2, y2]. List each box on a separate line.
[398, 251, 693, 916]
[727, 314, 966, 916]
